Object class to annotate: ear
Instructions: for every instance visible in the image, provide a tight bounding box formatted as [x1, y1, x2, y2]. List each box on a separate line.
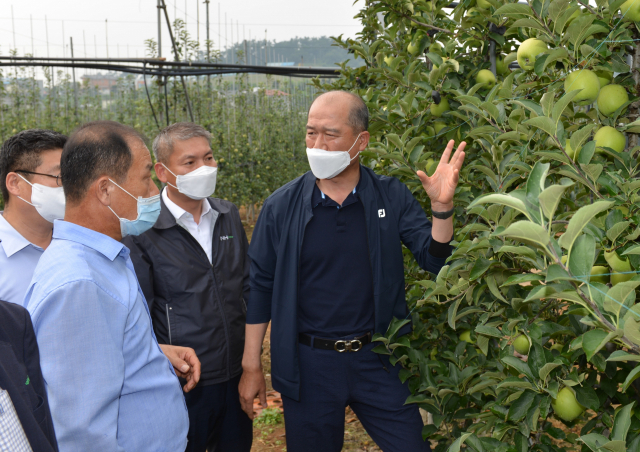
[94, 176, 114, 207]
[5, 172, 28, 198]
[155, 162, 169, 184]
[358, 132, 371, 152]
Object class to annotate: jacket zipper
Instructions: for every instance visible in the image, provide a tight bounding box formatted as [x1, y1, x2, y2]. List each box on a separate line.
[165, 304, 173, 345]
[207, 220, 233, 380]
[357, 193, 377, 334]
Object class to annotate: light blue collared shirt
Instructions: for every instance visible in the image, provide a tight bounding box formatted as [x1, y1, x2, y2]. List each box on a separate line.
[24, 220, 189, 452]
[0, 213, 44, 306]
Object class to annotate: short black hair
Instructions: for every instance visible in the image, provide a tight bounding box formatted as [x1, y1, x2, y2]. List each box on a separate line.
[0, 129, 67, 203]
[310, 91, 369, 133]
[61, 121, 145, 204]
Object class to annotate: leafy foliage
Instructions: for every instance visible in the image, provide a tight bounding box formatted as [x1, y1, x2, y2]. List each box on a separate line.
[317, 0, 640, 450]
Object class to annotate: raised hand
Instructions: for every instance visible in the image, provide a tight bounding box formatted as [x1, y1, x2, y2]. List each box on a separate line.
[417, 140, 466, 211]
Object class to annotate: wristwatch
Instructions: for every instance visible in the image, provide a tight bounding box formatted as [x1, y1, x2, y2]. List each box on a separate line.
[432, 207, 455, 220]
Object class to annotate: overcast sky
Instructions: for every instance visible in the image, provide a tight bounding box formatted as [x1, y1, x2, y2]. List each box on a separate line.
[2, 0, 363, 60]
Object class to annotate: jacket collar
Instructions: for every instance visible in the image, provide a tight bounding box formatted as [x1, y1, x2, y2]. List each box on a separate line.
[154, 193, 230, 230]
[302, 165, 371, 211]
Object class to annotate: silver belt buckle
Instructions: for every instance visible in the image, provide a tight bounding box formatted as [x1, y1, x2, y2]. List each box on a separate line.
[334, 339, 363, 352]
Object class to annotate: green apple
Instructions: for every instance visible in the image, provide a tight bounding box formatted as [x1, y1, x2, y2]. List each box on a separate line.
[565, 141, 580, 160]
[404, 0, 415, 13]
[476, 69, 497, 88]
[434, 121, 447, 134]
[496, 57, 509, 75]
[595, 70, 613, 88]
[590, 266, 610, 284]
[517, 38, 548, 71]
[611, 272, 633, 285]
[431, 97, 450, 117]
[459, 330, 475, 344]
[621, 0, 640, 21]
[384, 55, 394, 66]
[408, 40, 420, 56]
[564, 69, 600, 105]
[605, 250, 632, 273]
[561, 255, 568, 265]
[429, 42, 443, 55]
[594, 126, 626, 153]
[513, 335, 530, 355]
[597, 84, 629, 117]
[552, 387, 585, 422]
[477, 0, 491, 8]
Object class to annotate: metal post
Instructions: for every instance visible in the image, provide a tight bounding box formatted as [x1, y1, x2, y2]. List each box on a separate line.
[205, 0, 211, 93]
[489, 40, 496, 76]
[265, 29, 268, 66]
[105, 20, 109, 58]
[157, 0, 163, 58]
[70, 37, 79, 117]
[30, 15, 34, 55]
[159, 0, 195, 122]
[11, 6, 16, 51]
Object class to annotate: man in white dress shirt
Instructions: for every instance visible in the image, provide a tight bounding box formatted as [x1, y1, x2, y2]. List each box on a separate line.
[124, 122, 252, 452]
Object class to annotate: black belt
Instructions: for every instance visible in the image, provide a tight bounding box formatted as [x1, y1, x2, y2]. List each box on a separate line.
[299, 332, 372, 352]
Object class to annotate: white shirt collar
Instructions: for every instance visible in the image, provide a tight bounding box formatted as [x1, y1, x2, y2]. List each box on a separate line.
[162, 187, 211, 222]
[0, 213, 42, 257]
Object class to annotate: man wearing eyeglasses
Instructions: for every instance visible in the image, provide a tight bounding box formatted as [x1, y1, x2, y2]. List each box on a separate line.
[0, 129, 67, 306]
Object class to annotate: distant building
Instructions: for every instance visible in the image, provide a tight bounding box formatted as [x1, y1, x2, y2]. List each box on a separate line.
[81, 72, 120, 94]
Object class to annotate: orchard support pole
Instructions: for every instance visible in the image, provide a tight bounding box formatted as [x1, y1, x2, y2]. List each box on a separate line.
[631, 35, 640, 155]
[159, 0, 195, 123]
[70, 37, 79, 119]
[489, 40, 496, 76]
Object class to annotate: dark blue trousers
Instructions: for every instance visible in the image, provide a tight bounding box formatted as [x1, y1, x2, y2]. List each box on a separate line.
[282, 340, 430, 452]
[183, 373, 253, 452]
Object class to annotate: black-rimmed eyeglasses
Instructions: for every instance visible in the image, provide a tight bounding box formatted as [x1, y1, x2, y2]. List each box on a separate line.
[15, 170, 63, 187]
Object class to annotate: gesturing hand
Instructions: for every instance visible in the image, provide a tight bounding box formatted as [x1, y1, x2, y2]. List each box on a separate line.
[417, 140, 466, 211]
[159, 344, 202, 393]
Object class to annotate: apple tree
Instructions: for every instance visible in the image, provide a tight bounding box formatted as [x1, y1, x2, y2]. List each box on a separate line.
[315, 0, 640, 450]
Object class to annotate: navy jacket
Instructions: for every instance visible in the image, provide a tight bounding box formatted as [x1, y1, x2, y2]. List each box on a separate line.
[0, 300, 58, 451]
[247, 166, 451, 401]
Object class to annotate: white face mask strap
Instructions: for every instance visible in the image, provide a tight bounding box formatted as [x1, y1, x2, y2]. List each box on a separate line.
[348, 133, 363, 162]
[108, 178, 138, 201]
[107, 206, 122, 221]
[161, 164, 180, 190]
[15, 174, 36, 206]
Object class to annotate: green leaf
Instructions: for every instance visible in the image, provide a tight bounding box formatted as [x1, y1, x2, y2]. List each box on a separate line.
[568, 233, 596, 284]
[542, 47, 570, 72]
[497, 377, 535, 390]
[558, 201, 614, 251]
[570, 124, 596, 155]
[523, 116, 557, 138]
[498, 220, 551, 252]
[526, 161, 550, 203]
[604, 281, 640, 323]
[475, 325, 503, 338]
[493, 3, 534, 15]
[508, 391, 537, 422]
[622, 245, 640, 255]
[607, 350, 640, 362]
[577, 141, 596, 165]
[622, 365, 640, 392]
[539, 362, 562, 381]
[539, 183, 573, 220]
[579, 433, 610, 452]
[470, 258, 493, 281]
[386, 133, 403, 151]
[447, 433, 473, 452]
[468, 194, 532, 221]
[606, 221, 632, 242]
[508, 18, 549, 34]
[502, 355, 535, 380]
[501, 273, 544, 287]
[552, 90, 580, 125]
[546, 264, 573, 283]
[611, 402, 634, 441]
[582, 329, 621, 362]
[575, 384, 600, 411]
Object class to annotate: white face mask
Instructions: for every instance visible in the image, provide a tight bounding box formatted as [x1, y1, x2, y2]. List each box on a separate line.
[17, 174, 66, 223]
[162, 164, 218, 200]
[306, 133, 362, 180]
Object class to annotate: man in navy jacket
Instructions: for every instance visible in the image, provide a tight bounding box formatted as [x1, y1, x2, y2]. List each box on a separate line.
[239, 91, 466, 452]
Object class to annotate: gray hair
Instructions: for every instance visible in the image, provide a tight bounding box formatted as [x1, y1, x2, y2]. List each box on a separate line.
[310, 91, 369, 133]
[152, 122, 212, 163]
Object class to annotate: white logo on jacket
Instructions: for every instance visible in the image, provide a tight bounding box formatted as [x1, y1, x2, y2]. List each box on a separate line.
[378, 209, 386, 218]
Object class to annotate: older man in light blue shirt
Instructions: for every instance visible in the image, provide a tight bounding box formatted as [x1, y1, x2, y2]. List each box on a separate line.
[24, 121, 192, 452]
